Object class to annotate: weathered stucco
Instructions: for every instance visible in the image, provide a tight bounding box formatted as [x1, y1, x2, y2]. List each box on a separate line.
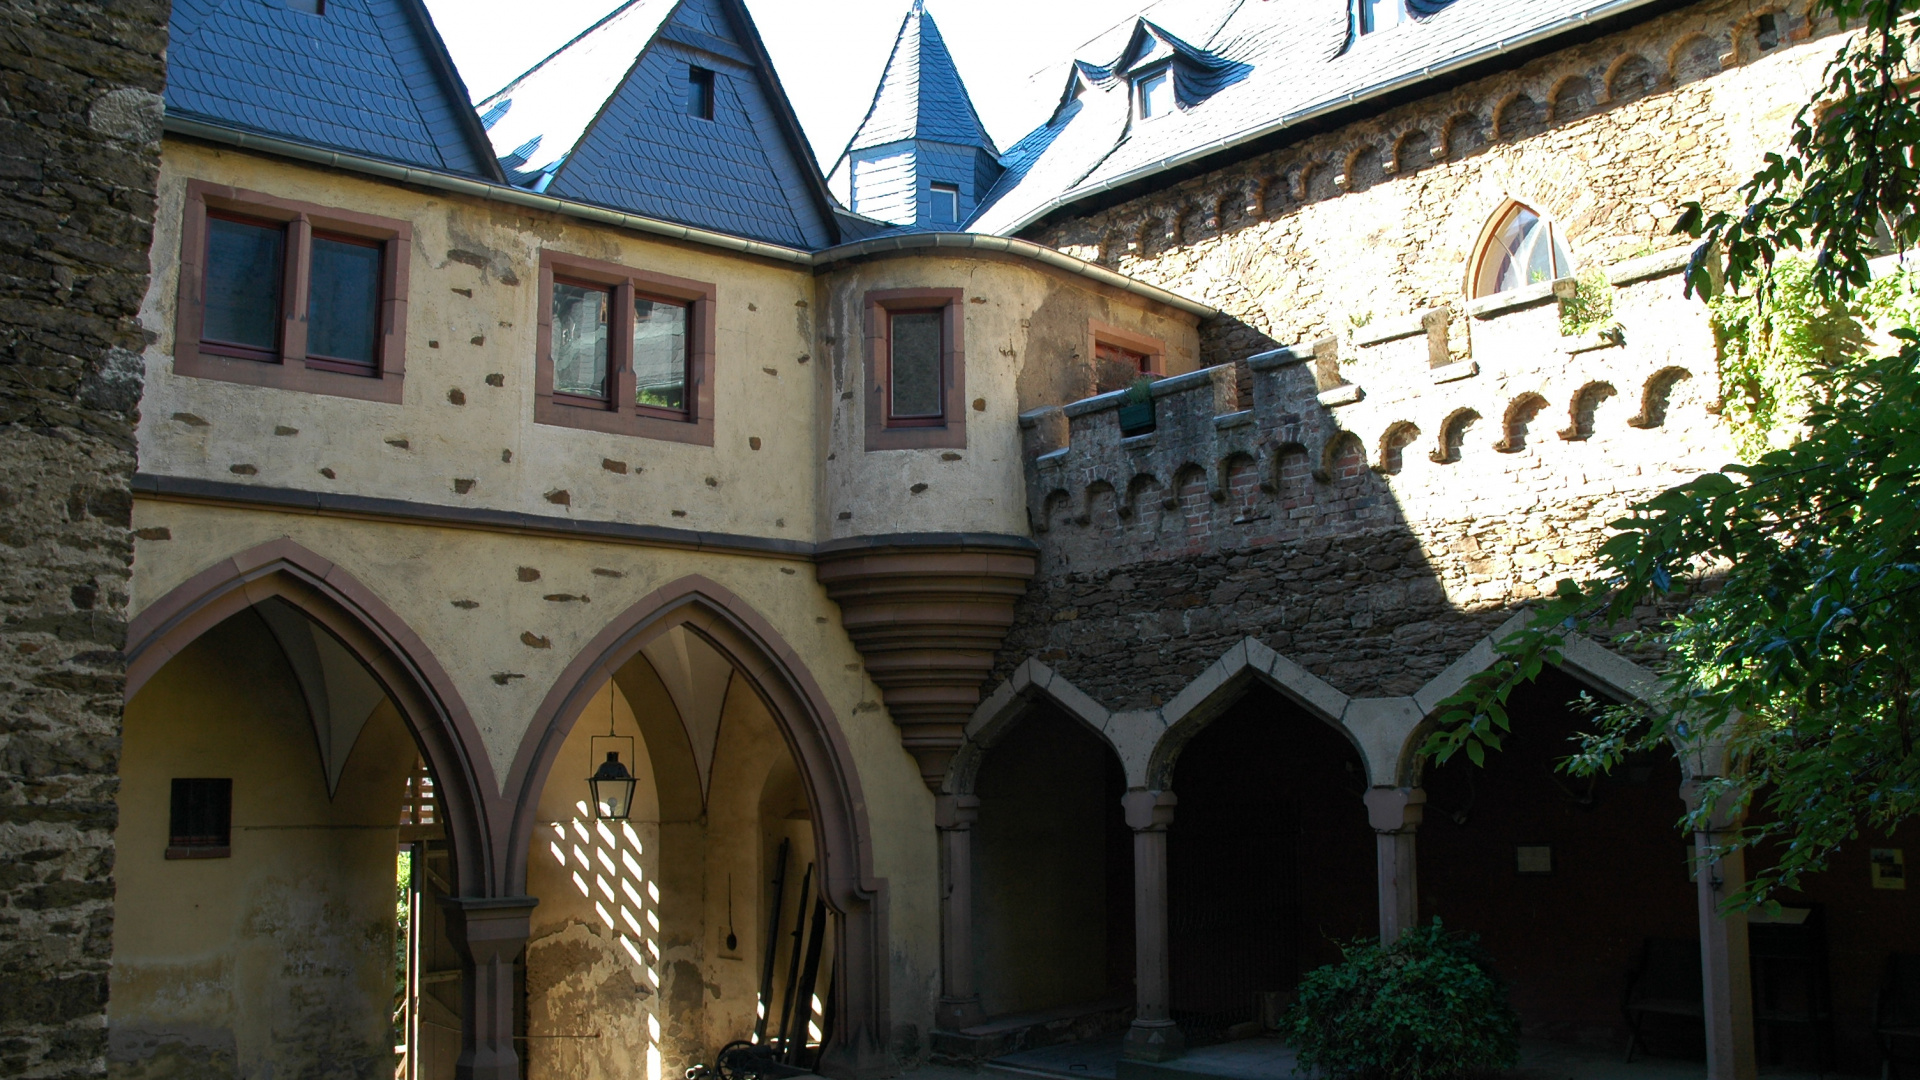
[125, 499, 944, 1056]
[813, 254, 1199, 540]
[113, 611, 416, 1080]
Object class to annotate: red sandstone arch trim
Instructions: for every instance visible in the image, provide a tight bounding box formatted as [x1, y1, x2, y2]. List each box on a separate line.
[506, 575, 890, 1079]
[124, 538, 503, 897]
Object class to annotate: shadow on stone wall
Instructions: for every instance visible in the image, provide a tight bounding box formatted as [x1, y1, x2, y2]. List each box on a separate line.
[998, 345, 1687, 711]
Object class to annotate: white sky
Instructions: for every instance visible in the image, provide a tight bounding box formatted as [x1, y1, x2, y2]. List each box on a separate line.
[424, 0, 1161, 169]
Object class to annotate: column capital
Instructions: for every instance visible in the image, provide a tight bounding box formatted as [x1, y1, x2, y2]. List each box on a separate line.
[1122, 789, 1177, 831]
[1363, 786, 1426, 833]
[934, 793, 981, 830]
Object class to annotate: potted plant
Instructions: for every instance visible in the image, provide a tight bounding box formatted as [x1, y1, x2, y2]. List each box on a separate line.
[1118, 375, 1157, 436]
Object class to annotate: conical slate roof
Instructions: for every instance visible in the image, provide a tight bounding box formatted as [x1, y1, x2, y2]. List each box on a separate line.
[844, 0, 997, 157]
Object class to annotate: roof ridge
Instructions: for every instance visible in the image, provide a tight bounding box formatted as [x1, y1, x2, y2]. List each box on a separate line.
[481, 0, 648, 102]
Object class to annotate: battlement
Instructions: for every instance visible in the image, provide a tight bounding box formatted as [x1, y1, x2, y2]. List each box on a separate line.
[1019, 263, 1734, 575]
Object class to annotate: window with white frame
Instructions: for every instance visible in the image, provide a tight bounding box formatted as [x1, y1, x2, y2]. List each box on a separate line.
[1137, 69, 1174, 120]
[929, 182, 960, 225]
[1472, 202, 1576, 297]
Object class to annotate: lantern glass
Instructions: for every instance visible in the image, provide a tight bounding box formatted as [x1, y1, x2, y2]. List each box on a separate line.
[588, 751, 636, 821]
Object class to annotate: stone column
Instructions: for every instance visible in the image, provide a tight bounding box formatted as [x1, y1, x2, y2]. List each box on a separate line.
[935, 794, 984, 1030]
[443, 896, 537, 1080]
[1363, 787, 1425, 943]
[1122, 790, 1183, 1062]
[1684, 776, 1757, 1080]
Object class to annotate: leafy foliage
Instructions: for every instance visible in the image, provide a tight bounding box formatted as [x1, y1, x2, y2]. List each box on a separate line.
[1426, 0, 1920, 908]
[1282, 921, 1519, 1080]
[1557, 266, 1616, 338]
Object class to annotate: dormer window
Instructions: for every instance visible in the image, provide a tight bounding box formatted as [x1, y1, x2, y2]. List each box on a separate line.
[1358, 0, 1406, 34]
[1138, 69, 1174, 120]
[930, 183, 960, 225]
[686, 66, 715, 120]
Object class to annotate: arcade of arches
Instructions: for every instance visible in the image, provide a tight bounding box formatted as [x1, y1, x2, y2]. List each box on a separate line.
[102, 541, 1918, 1080]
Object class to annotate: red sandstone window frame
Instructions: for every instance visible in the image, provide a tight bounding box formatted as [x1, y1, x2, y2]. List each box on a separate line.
[864, 288, 966, 451]
[1088, 319, 1167, 378]
[173, 179, 410, 404]
[534, 250, 717, 446]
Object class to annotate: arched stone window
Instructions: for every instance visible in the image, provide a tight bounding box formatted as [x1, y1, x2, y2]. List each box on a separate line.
[1471, 201, 1576, 298]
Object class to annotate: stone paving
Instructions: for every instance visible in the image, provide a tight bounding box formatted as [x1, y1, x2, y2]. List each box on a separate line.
[910, 1036, 1835, 1080]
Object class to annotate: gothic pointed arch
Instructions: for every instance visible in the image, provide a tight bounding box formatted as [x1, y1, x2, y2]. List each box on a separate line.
[124, 538, 502, 897]
[946, 658, 1124, 795]
[507, 575, 889, 1078]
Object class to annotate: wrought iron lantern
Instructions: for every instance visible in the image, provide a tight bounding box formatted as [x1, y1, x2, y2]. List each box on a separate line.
[588, 751, 636, 821]
[587, 692, 636, 821]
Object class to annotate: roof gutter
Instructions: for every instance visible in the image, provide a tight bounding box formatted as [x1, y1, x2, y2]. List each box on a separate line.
[998, 0, 1669, 236]
[165, 115, 816, 266]
[813, 232, 1219, 318]
[166, 115, 1219, 317]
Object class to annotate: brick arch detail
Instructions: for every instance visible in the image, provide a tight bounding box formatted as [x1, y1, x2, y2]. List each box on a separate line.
[123, 538, 502, 897]
[505, 574, 889, 1079]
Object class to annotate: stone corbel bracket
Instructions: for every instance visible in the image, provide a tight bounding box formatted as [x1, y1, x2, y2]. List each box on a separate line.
[815, 533, 1039, 790]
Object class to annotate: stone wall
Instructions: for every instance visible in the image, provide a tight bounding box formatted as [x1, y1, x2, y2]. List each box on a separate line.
[1027, 0, 1834, 363]
[987, 0, 1814, 714]
[0, 2, 170, 1076]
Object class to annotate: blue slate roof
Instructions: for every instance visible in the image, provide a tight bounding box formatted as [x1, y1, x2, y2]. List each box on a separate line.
[839, 0, 998, 160]
[166, 0, 500, 180]
[475, 0, 838, 249]
[970, 0, 1668, 235]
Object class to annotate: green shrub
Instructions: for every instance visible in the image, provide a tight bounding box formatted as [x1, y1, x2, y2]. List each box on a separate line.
[1282, 921, 1520, 1080]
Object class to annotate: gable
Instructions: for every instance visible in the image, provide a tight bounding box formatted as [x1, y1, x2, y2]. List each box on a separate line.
[544, 0, 834, 249]
[165, 0, 497, 179]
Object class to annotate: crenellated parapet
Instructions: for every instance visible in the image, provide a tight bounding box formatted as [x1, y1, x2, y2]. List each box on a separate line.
[1020, 273, 1735, 577]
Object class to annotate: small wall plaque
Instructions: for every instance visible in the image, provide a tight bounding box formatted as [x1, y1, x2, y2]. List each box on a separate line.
[1516, 845, 1553, 874]
[1872, 848, 1906, 890]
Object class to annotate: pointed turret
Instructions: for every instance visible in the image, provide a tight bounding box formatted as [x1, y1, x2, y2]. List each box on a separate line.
[830, 0, 1002, 228]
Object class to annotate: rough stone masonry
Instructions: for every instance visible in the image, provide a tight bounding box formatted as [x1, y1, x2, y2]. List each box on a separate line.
[0, 2, 170, 1076]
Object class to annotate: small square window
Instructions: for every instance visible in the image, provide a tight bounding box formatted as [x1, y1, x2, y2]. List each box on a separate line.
[1359, 0, 1405, 34]
[889, 311, 944, 421]
[1756, 12, 1780, 50]
[288, 0, 324, 13]
[929, 183, 960, 226]
[551, 280, 612, 403]
[687, 66, 715, 120]
[1138, 70, 1174, 120]
[168, 778, 232, 859]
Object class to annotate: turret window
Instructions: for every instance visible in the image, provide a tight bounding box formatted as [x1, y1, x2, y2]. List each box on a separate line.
[864, 288, 967, 450]
[1138, 70, 1174, 119]
[930, 183, 960, 225]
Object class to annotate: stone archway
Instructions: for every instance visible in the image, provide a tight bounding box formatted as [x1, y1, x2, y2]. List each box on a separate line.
[122, 538, 518, 1079]
[506, 575, 890, 1080]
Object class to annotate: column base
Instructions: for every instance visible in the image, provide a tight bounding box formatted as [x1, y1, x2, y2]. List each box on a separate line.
[936, 995, 985, 1031]
[1123, 1019, 1185, 1062]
